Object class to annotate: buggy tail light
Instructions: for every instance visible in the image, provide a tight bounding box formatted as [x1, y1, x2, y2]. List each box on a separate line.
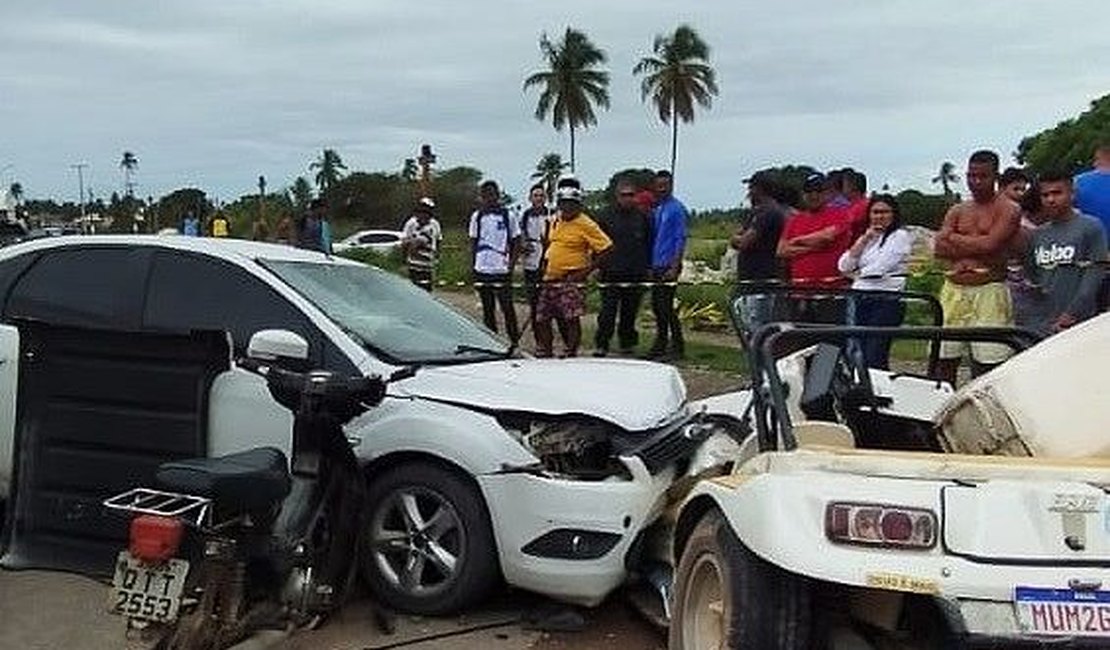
[129, 515, 184, 564]
[825, 502, 937, 549]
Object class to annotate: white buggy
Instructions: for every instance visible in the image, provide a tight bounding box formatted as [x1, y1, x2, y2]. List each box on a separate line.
[669, 287, 1110, 648]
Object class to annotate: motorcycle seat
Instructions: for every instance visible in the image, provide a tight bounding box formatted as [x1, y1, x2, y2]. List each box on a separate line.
[156, 447, 292, 516]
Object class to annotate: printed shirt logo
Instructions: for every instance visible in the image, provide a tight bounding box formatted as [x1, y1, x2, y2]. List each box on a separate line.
[1035, 243, 1076, 267]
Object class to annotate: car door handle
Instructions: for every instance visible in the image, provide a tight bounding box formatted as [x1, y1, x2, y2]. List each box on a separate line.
[346, 435, 361, 447]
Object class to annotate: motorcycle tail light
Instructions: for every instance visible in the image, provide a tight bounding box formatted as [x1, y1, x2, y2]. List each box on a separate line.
[825, 502, 937, 550]
[129, 515, 184, 564]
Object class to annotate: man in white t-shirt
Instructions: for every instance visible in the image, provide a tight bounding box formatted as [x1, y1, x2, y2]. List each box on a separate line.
[520, 182, 551, 318]
[401, 196, 443, 291]
[468, 180, 520, 342]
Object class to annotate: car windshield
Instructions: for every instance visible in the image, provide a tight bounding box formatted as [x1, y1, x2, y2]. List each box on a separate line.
[261, 259, 509, 364]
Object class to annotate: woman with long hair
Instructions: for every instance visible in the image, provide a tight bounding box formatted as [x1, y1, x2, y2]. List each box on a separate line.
[837, 194, 914, 369]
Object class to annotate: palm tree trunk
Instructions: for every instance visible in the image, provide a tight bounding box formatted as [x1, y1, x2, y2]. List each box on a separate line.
[569, 125, 576, 173]
[670, 119, 678, 177]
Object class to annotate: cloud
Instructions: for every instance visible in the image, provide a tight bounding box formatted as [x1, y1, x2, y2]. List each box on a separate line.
[2, 0, 1108, 209]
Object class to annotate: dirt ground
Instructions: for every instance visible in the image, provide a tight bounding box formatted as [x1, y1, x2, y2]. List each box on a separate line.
[434, 288, 746, 397]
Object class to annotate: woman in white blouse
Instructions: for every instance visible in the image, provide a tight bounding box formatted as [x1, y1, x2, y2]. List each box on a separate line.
[837, 194, 913, 369]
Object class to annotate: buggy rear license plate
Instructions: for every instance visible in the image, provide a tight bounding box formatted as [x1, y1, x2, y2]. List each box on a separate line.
[106, 551, 189, 623]
[1015, 587, 1110, 637]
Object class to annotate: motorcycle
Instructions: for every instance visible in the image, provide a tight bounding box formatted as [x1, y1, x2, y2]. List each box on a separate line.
[102, 332, 411, 648]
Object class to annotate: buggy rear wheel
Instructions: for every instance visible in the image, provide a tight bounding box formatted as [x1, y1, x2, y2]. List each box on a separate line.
[670, 509, 812, 649]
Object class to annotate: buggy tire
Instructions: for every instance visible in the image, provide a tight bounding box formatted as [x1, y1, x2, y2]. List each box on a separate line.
[670, 509, 812, 649]
[361, 461, 499, 615]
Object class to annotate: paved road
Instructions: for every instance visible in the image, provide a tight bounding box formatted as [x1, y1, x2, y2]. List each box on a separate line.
[0, 569, 665, 650]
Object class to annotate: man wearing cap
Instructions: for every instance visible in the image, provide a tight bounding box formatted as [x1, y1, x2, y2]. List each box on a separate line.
[777, 172, 853, 288]
[401, 197, 443, 291]
[733, 172, 786, 286]
[535, 181, 612, 358]
[732, 172, 787, 329]
[647, 170, 689, 360]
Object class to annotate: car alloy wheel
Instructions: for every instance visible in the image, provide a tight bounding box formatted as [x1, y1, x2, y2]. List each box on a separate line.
[369, 486, 466, 598]
[362, 461, 499, 614]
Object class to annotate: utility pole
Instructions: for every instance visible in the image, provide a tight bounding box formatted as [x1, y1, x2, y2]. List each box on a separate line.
[70, 163, 88, 222]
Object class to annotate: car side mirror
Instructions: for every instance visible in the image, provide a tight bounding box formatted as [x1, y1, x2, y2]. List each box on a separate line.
[247, 329, 309, 362]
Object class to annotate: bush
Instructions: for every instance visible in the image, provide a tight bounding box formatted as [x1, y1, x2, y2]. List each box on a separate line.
[677, 281, 733, 319]
[903, 258, 946, 326]
[688, 218, 737, 241]
[686, 239, 729, 270]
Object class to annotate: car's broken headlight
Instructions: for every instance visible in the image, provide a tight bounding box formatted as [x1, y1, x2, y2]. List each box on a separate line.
[499, 415, 630, 480]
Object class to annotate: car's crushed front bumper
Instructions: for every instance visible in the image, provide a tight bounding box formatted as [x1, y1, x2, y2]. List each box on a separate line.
[476, 456, 674, 606]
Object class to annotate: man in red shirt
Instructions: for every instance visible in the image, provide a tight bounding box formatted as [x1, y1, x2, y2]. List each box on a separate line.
[777, 172, 853, 287]
[842, 168, 870, 238]
[776, 172, 854, 325]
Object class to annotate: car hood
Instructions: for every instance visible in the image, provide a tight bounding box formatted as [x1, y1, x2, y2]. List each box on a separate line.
[392, 358, 687, 431]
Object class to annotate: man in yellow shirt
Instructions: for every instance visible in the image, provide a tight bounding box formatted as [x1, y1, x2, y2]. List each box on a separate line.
[535, 181, 612, 357]
[210, 212, 230, 238]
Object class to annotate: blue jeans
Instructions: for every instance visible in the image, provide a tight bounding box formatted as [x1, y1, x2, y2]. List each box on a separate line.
[854, 295, 905, 370]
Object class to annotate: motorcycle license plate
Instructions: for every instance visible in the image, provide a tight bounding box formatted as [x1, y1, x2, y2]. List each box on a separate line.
[1015, 586, 1110, 637]
[106, 551, 190, 623]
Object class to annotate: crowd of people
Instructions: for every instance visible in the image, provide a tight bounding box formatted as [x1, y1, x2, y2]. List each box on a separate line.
[438, 169, 690, 359]
[173, 141, 1110, 370]
[732, 145, 1110, 374]
[177, 197, 334, 251]
[396, 143, 1110, 367]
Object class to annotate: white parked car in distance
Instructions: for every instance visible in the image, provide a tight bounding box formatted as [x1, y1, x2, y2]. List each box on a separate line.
[332, 229, 404, 255]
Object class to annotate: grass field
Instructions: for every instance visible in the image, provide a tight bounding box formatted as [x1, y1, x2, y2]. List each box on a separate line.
[338, 222, 943, 377]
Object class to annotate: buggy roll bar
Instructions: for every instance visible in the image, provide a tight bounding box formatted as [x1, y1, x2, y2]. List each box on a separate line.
[748, 323, 1043, 453]
[728, 286, 946, 375]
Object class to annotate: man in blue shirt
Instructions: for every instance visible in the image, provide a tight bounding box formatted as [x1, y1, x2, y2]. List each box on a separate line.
[1075, 143, 1110, 234]
[1074, 143, 1110, 308]
[180, 211, 201, 237]
[647, 170, 688, 360]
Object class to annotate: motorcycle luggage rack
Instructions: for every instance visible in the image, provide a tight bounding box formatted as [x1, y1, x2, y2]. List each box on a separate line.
[103, 488, 212, 528]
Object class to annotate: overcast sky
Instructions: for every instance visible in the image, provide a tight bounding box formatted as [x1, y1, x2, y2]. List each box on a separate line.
[1, 0, 1107, 211]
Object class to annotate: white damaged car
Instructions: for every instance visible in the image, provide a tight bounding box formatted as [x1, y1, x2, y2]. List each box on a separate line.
[0, 236, 737, 615]
[670, 306, 1110, 649]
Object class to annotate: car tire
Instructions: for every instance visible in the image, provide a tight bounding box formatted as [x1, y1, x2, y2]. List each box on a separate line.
[670, 509, 812, 649]
[361, 461, 499, 615]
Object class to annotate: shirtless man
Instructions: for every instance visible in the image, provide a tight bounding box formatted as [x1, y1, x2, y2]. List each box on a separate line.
[933, 150, 1021, 383]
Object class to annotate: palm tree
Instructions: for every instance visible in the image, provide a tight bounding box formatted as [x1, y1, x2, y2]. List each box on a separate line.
[289, 176, 314, 212]
[8, 182, 23, 205]
[523, 28, 610, 173]
[633, 25, 719, 176]
[932, 161, 959, 199]
[309, 149, 347, 193]
[119, 151, 139, 197]
[530, 153, 569, 201]
[401, 158, 419, 183]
